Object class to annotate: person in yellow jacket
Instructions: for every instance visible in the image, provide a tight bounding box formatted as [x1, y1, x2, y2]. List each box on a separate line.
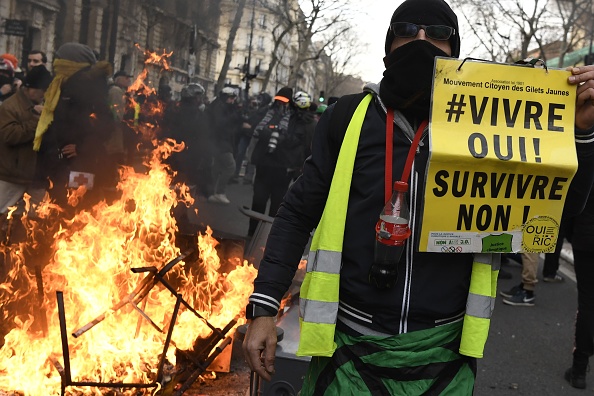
[243, 0, 594, 394]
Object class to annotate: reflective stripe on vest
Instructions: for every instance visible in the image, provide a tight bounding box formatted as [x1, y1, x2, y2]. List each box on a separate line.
[306, 249, 342, 273]
[296, 94, 373, 357]
[460, 253, 500, 358]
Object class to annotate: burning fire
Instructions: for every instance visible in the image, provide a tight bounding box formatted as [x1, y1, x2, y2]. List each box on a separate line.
[0, 48, 257, 395]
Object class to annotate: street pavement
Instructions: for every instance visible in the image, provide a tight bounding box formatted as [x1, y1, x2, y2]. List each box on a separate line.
[185, 180, 255, 239]
[188, 179, 588, 395]
[476, 252, 584, 395]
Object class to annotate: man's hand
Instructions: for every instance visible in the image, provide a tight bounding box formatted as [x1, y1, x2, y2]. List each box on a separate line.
[33, 105, 43, 115]
[61, 144, 77, 159]
[242, 316, 277, 381]
[0, 84, 11, 96]
[568, 65, 594, 130]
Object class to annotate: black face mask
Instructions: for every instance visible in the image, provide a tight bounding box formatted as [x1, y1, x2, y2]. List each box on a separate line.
[380, 40, 449, 120]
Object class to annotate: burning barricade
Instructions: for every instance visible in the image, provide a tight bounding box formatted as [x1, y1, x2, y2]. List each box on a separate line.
[0, 48, 256, 395]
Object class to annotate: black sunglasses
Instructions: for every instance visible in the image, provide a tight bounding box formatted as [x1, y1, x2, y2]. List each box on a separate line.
[390, 22, 455, 41]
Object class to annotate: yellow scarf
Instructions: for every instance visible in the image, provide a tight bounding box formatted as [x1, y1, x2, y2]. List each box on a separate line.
[33, 59, 112, 151]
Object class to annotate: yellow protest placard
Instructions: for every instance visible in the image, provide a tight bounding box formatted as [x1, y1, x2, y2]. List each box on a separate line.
[419, 57, 578, 253]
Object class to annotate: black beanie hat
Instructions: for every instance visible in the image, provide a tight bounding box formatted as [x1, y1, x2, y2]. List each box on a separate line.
[24, 65, 52, 90]
[274, 86, 293, 103]
[385, 0, 460, 58]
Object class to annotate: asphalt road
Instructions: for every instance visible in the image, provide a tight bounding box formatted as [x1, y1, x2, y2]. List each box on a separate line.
[189, 179, 588, 395]
[476, 253, 585, 395]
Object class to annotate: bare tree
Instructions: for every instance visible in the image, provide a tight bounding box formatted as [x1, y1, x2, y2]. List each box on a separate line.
[287, 0, 354, 88]
[215, 0, 249, 94]
[452, 0, 514, 61]
[320, 28, 361, 95]
[257, 0, 296, 92]
[254, 0, 354, 91]
[550, 0, 594, 67]
[452, 0, 592, 66]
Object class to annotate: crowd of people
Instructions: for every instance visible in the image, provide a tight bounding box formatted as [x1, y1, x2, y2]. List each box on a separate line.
[0, 43, 117, 217]
[0, 41, 326, 227]
[159, 79, 324, 232]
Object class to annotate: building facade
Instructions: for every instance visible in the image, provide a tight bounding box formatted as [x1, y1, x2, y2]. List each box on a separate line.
[1, 0, 333, 101]
[0, 0, 220, 97]
[216, 0, 319, 101]
[0, 0, 60, 68]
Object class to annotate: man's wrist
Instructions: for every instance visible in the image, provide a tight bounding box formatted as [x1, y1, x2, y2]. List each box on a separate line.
[575, 124, 594, 135]
[246, 303, 276, 320]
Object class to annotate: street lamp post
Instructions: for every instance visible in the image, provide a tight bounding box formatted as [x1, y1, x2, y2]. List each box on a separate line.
[244, 0, 257, 102]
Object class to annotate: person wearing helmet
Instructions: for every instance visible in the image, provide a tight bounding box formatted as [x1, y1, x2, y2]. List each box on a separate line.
[291, 91, 317, 167]
[179, 83, 208, 111]
[293, 91, 311, 109]
[232, 91, 273, 184]
[204, 86, 242, 204]
[1, 54, 23, 92]
[219, 86, 237, 99]
[185, 82, 206, 97]
[183, 83, 206, 104]
[247, 87, 292, 234]
[247, 87, 314, 236]
[256, 92, 272, 108]
[161, 82, 211, 215]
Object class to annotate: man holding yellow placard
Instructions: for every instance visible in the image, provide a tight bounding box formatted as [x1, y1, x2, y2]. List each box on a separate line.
[243, 0, 594, 393]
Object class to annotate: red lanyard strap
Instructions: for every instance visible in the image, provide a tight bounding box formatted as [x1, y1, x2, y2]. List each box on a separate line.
[385, 111, 394, 203]
[400, 119, 428, 183]
[384, 109, 428, 202]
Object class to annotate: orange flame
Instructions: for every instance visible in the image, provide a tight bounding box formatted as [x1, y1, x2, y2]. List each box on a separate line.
[135, 44, 173, 71]
[0, 48, 257, 395]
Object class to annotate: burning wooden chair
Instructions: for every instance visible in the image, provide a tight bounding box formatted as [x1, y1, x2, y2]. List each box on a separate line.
[50, 250, 239, 395]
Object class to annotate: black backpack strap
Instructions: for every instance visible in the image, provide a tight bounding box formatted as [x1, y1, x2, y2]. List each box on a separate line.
[327, 92, 371, 154]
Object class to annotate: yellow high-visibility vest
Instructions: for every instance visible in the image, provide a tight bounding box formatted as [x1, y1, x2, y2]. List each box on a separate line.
[132, 102, 141, 126]
[296, 93, 498, 358]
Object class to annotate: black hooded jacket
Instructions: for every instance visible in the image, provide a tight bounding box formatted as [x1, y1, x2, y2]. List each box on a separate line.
[205, 97, 241, 154]
[36, 66, 113, 190]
